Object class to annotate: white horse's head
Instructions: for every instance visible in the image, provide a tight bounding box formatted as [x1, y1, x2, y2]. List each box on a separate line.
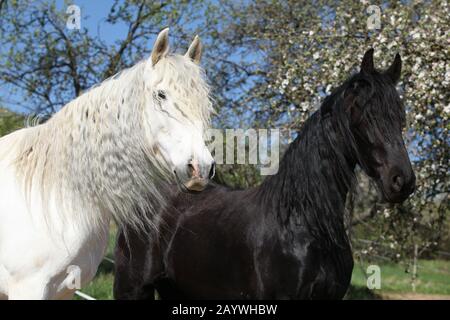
[143, 28, 215, 192]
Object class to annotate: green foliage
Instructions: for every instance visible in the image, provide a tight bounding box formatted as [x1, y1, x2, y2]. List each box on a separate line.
[0, 108, 23, 137]
[210, 0, 449, 260]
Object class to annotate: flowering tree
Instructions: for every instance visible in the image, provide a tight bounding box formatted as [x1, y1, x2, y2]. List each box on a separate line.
[0, 0, 448, 260]
[209, 0, 449, 260]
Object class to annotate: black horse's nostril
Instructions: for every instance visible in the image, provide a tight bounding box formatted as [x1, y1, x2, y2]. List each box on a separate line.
[208, 161, 216, 179]
[392, 175, 404, 193]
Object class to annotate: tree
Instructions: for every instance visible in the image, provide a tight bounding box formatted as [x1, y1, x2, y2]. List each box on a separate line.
[212, 0, 449, 260]
[0, 0, 218, 114]
[0, 0, 448, 261]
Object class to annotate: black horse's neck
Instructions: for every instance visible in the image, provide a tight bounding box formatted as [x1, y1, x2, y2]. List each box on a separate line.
[258, 105, 357, 248]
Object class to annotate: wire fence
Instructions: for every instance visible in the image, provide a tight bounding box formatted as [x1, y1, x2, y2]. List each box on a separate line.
[353, 238, 450, 262]
[75, 290, 96, 300]
[353, 237, 450, 291]
[74, 256, 115, 300]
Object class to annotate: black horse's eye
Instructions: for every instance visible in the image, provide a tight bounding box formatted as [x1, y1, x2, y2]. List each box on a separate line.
[157, 90, 167, 100]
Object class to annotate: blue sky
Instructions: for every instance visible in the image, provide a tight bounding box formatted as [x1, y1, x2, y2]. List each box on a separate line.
[1, 0, 232, 114]
[1, 1, 133, 113]
[56, 0, 128, 45]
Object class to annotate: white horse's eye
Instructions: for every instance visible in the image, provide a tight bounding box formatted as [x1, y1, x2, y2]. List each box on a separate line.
[157, 90, 167, 100]
[159, 125, 170, 134]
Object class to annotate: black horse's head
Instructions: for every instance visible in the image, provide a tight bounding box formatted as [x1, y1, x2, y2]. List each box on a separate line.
[341, 49, 415, 203]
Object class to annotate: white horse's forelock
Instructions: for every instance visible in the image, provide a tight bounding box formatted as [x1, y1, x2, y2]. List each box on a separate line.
[148, 54, 214, 126]
[10, 54, 212, 234]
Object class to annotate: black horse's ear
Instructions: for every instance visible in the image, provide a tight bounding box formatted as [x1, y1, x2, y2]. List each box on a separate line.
[384, 53, 402, 84]
[361, 48, 375, 74]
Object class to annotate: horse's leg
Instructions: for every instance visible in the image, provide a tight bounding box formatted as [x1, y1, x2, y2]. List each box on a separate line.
[154, 278, 185, 300]
[8, 277, 52, 300]
[114, 227, 162, 300]
[134, 283, 157, 300]
[0, 272, 8, 300]
[113, 228, 143, 300]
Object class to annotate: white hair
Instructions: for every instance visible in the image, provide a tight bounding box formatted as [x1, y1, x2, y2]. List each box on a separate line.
[10, 54, 212, 233]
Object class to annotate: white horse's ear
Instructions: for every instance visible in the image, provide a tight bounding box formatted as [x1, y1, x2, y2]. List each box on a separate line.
[185, 35, 202, 64]
[151, 28, 170, 66]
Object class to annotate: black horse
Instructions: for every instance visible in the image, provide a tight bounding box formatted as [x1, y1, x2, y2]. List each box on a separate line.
[114, 49, 415, 300]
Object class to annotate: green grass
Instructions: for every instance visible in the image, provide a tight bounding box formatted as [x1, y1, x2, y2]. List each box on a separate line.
[78, 267, 115, 300]
[74, 225, 116, 300]
[76, 226, 450, 300]
[350, 259, 450, 297]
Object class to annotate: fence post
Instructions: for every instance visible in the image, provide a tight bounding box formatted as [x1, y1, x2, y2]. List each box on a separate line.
[411, 244, 418, 292]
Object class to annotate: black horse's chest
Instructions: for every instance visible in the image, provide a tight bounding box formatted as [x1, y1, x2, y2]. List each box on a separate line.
[304, 248, 353, 299]
[259, 239, 354, 299]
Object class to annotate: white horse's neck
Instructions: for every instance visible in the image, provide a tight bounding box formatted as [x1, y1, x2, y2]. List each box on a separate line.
[14, 61, 170, 233]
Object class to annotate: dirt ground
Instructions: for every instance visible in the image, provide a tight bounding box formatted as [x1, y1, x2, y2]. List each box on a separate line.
[381, 292, 450, 300]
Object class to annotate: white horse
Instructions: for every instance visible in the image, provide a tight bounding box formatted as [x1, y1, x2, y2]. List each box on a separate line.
[0, 28, 215, 299]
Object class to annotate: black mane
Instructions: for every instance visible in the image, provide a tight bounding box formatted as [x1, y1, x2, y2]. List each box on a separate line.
[258, 98, 354, 248]
[257, 71, 405, 248]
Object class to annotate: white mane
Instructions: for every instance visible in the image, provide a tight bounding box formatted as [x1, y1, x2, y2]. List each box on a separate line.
[10, 54, 212, 233]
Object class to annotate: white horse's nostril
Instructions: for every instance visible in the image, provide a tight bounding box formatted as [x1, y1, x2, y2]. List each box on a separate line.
[188, 160, 201, 178]
[208, 162, 216, 179]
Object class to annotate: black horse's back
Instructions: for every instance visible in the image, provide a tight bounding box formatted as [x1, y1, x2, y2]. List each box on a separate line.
[158, 185, 262, 299]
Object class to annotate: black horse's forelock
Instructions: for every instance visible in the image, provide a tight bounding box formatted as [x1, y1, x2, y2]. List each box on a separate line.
[257, 71, 405, 248]
[357, 76, 405, 140]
